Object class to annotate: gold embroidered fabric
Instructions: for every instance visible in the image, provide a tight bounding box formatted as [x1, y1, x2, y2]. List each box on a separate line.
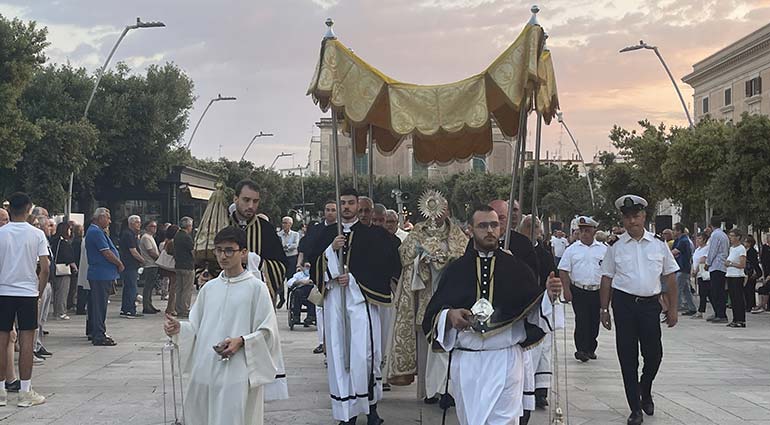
[307, 23, 560, 164]
[386, 219, 469, 386]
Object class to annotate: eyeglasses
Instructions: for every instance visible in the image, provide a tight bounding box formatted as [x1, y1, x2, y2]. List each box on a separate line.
[475, 221, 500, 231]
[214, 247, 241, 257]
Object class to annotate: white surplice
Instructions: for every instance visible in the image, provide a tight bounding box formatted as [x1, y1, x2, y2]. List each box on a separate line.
[174, 270, 285, 425]
[323, 243, 383, 421]
[434, 293, 555, 425]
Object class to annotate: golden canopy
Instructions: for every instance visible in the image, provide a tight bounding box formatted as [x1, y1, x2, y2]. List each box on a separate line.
[307, 21, 559, 164]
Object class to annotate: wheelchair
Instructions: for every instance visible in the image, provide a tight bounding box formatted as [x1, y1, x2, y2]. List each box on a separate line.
[287, 283, 317, 331]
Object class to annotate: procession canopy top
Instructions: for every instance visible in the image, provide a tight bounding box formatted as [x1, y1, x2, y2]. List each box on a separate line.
[307, 14, 559, 164]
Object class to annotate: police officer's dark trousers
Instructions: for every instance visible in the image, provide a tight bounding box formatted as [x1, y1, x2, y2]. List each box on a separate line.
[571, 283, 600, 354]
[612, 289, 663, 412]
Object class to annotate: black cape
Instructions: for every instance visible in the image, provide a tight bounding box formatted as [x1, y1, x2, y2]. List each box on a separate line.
[307, 221, 401, 305]
[423, 247, 545, 348]
[230, 212, 288, 296]
[534, 242, 557, 288]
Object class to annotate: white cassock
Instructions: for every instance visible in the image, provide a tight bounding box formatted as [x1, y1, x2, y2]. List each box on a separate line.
[434, 293, 555, 425]
[174, 270, 286, 425]
[522, 303, 564, 411]
[323, 243, 383, 421]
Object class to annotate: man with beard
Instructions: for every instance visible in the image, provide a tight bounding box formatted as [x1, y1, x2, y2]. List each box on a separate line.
[423, 205, 561, 425]
[387, 193, 467, 405]
[306, 188, 400, 425]
[230, 180, 288, 306]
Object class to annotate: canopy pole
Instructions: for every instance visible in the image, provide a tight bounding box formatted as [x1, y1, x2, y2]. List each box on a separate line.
[351, 128, 358, 191]
[530, 110, 543, 245]
[330, 106, 350, 371]
[516, 100, 530, 210]
[367, 125, 374, 199]
[504, 106, 528, 250]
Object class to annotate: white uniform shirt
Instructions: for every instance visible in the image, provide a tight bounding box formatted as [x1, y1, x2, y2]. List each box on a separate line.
[550, 236, 569, 257]
[558, 239, 607, 286]
[601, 230, 679, 297]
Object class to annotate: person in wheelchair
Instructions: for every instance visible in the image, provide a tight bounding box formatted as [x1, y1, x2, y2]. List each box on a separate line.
[288, 262, 317, 327]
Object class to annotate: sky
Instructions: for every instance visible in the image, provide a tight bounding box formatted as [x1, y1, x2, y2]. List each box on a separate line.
[3, 0, 770, 169]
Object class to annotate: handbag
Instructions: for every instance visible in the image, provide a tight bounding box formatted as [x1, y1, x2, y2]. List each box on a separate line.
[53, 239, 72, 276]
[156, 246, 176, 271]
[308, 286, 324, 306]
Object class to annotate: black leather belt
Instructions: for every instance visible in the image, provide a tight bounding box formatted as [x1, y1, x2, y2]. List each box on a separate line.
[613, 288, 659, 303]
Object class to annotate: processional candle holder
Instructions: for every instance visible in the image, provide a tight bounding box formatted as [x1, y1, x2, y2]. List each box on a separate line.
[161, 338, 185, 425]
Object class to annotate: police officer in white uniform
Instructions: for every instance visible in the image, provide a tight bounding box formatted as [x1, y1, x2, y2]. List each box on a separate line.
[600, 195, 679, 425]
[559, 216, 606, 362]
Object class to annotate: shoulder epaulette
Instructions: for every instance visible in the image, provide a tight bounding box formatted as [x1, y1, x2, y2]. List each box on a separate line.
[654, 234, 665, 242]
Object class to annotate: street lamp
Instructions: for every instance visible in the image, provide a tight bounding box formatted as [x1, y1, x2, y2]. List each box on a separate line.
[185, 94, 237, 149]
[66, 16, 165, 216]
[270, 152, 294, 169]
[619, 40, 694, 127]
[240, 131, 274, 161]
[556, 112, 596, 209]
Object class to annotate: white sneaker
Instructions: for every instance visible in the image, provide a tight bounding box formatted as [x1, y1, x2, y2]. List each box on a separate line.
[0, 387, 6, 406]
[33, 355, 45, 365]
[17, 389, 45, 407]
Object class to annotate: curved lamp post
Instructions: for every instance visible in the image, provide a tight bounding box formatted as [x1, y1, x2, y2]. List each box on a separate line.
[66, 17, 165, 216]
[240, 131, 274, 161]
[270, 152, 294, 169]
[556, 112, 596, 209]
[185, 94, 237, 149]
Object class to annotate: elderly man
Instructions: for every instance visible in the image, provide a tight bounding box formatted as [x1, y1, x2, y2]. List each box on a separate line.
[86, 208, 124, 346]
[0, 193, 49, 407]
[119, 215, 145, 319]
[385, 210, 408, 242]
[371, 204, 387, 228]
[0, 208, 8, 226]
[559, 216, 607, 362]
[278, 216, 301, 308]
[357, 196, 374, 226]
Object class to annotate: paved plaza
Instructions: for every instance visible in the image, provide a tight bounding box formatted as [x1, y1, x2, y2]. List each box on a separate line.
[1, 291, 769, 425]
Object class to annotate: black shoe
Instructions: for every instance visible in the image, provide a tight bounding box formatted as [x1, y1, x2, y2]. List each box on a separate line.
[682, 310, 696, 316]
[520, 410, 531, 425]
[574, 351, 589, 362]
[313, 344, 324, 354]
[367, 403, 384, 425]
[439, 393, 455, 409]
[339, 418, 357, 425]
[711, 317, 728, 323]
[627, 410, 644, 425]
[92, 337, 117, 346]
[382, 383, 391, 392]
[276, 297, 285, 310]
[303, 321, 310, 328]
[424, 396, 439, 404]
[535, 394, 549, 409]
[43, 330, 49, 335]
[4, 380, 20, 392]
[641, 398, 654, 416]
[75, 310, 87, 315]
[33, 352, 46, 360]
[304, 318, 316, 326]
[142, 309, 159, 314]
[587, 352, 597, 360]
[35, 347, 53, 357]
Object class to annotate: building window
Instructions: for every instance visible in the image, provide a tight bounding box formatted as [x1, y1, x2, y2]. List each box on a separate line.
[702, 97, 709, 114]
[472, 156, 486, 173]
[724, 88, 732, 106]
[746, 77, 762, 97]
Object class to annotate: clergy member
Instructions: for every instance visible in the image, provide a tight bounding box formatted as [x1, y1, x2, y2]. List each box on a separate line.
[229, 179, 289, 306]
[307, 188, 401, 425]
[164, 226, 285, 425]
[423, 205, 561, 425]
[388, 199, 467, 405]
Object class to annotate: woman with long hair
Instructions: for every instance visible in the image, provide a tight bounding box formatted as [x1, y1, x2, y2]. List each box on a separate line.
[725, 229, 747, 328]
[743, 235, 760, 313]
[51, 221, 77, 320]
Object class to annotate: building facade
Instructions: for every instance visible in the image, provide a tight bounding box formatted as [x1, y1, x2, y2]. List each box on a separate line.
[309, 118, 534, 178]
[683, 22, 770, 121]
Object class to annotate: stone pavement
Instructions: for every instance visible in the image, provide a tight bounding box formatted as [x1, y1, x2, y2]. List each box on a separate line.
[2, 290, 769, 425]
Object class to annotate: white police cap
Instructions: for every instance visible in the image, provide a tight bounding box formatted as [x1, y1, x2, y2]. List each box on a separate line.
[576, 216, 599, 227]
[614, 194, 648, 213]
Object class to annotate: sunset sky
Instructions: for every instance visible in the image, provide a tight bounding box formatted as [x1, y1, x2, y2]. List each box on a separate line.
[3, 0, 770, 169]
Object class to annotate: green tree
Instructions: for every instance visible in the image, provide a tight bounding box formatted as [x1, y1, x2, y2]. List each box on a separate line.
[0, 15, 48, 170]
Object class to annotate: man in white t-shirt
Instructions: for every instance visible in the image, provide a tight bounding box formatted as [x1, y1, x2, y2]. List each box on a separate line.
[551, 230, 569, 266]
[0, 192, 49, 407]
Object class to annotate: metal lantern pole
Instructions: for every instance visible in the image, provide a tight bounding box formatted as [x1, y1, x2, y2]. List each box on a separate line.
[367, 125, 374, 199]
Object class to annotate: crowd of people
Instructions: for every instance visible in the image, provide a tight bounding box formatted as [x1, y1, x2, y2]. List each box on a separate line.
[1, 183, 769, 425]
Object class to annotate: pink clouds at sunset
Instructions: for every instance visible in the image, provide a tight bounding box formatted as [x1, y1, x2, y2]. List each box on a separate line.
[2, 0, 769, 164]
